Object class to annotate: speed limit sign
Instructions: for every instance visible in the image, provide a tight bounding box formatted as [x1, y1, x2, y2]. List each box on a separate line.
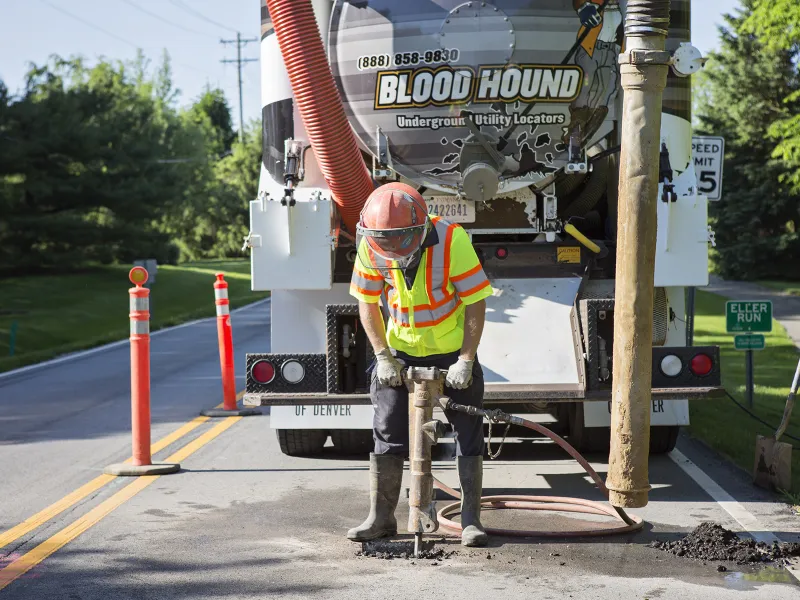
[692, 136, 725, 201]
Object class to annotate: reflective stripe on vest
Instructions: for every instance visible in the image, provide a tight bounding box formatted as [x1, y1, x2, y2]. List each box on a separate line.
[351, 267, 384, 297]
[371, 216, 462, 329]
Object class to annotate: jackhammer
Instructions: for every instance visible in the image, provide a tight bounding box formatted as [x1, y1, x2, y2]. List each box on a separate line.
[404, 366, 448, 558]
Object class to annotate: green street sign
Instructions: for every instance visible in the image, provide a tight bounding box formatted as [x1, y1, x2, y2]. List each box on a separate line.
[726, 301, 773, 333]
[734, 334, 766, 351]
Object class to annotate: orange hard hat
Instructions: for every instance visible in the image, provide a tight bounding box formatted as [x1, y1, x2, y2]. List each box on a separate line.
[357, 183, 429, 262]
[360, 183, 428, 230]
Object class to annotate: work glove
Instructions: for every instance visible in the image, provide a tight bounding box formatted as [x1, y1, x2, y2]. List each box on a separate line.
[578, 3, 602, 28]
[375, 348, 403, 387]
[446, 358, 474, 390]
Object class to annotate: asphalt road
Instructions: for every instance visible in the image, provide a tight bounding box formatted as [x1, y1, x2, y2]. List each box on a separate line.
[1, 299, 799, 599]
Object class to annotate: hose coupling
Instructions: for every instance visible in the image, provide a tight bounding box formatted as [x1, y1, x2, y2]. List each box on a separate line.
[618, 50, 672, 66]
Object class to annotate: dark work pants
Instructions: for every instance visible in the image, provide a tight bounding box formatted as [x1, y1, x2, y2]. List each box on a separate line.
[369, 350, 485, 457]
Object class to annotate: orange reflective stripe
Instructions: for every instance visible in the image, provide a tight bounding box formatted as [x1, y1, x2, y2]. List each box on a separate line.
[459, 279, 491, 297]
[451, 263, 482, 283]
[351, 285, 383, 297]
[355, 268, 383, 282]
[391, 292, 455, 313]
[390, 295, 460, 325]
[415, 302, 461, 327]
[388, 304, 411, 326]
[390, 317, 411, 328]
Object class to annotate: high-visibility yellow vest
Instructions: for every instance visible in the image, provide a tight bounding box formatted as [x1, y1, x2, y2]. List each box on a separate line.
[350, 216, 493, 357]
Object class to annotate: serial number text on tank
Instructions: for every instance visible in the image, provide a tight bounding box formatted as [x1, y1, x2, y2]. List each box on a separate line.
[425, 199, 476, 223]
[357, 49, 461, 71]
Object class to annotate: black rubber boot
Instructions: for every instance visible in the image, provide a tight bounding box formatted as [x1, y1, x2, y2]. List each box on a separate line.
[346, 453, 404, 542]
[457, 455, 489, 547]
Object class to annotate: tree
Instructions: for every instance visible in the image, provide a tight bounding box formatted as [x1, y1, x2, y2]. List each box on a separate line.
[189, 87, 236, 156]
[744, 1, 800, 192]
[174, 120, 260, 259]
[0, 52, 254, 272]
[0, 55, 206, 273]
[157, 88, 246, 261]
[209, 120, 261, 256]
[695, 1, 800, 279]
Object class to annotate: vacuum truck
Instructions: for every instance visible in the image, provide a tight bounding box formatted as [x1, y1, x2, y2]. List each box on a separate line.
[242, 0, 722, 457]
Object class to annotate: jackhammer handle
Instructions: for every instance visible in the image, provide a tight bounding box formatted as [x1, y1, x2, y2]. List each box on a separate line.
[401, 366, 448, 382]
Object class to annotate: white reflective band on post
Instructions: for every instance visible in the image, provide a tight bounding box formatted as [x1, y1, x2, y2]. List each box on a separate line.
[216, 304, 230, 316]
[130, 320, 149, 335]
[214, 288, 228, 300]
[130, 297, 149, 311]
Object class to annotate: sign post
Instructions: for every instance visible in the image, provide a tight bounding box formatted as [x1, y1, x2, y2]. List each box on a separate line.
[726, 301, 772, 408]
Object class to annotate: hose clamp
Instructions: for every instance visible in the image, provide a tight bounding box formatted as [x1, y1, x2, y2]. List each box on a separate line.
[618, 49, 672, 66]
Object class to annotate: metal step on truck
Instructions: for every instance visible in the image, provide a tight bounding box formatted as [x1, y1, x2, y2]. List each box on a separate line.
[242, 0, 722, 457]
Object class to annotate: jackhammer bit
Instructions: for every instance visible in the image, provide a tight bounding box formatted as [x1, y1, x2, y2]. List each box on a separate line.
[405, 366, 446, 558]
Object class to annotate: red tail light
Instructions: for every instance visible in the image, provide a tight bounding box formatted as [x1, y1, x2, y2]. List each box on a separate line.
[690, 353, 713, 377]
[252, 360, 276, 384]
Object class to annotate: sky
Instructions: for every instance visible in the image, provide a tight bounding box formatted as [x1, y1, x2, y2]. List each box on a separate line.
[0, 0, 261, 128]
[1, 0, 743, 128]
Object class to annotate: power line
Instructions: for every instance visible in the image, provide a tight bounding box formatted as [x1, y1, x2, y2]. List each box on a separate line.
[37, 0, 211, 77]
[40, 0, 141, 49]
[118, 0, 217, 38]
[221, 32, 258, 142]
[725, 390, 800, 444]
[168, 0, 238, 34]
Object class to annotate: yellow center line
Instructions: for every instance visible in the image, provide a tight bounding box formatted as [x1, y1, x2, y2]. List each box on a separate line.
[0, 415, 243, 592]
[0, 393, 239, 551]
[0, 475, 117, 551]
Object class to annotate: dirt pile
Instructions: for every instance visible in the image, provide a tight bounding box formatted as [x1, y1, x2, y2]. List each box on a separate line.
[650, 523, 800, 565]
[357, 539, 458, 561]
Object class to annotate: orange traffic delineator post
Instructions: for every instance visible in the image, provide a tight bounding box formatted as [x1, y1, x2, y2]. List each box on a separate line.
[200, 273, 259, 417]
[105, 267, 180, 476]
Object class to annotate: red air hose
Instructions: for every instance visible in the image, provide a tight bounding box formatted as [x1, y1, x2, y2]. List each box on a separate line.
[265, 0, 374, 234]
[434, 415, 643, 537]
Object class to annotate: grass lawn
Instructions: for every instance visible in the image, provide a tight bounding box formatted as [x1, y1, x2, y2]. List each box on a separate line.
[690, 290, 800, 494]
[0, 259, 268, 373]
[758, 281, 800, 297]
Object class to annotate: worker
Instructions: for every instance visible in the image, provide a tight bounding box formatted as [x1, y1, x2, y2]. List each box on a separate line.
[346, 182, 494, 547]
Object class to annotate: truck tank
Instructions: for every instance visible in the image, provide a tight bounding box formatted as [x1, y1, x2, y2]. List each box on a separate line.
[260, 0, 693, 232]
[329, 0, 622, 199]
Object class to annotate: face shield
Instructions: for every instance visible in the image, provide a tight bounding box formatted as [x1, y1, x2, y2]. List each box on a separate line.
[355, 220, 430, 271]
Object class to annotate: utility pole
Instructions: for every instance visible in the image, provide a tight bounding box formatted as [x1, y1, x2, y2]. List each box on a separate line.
[606, 0, 671, 509]
[221, 32, 258, 142]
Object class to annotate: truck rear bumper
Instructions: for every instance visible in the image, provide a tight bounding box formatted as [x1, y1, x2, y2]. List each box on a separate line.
[243, 386, 724, 406]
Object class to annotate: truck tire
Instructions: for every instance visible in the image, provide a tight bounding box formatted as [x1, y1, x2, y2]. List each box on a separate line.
[276, 429, 328, 457]
[330, 429, 373, 455]
[568, 403, 611, 454]
[649, 426, 680, 454]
